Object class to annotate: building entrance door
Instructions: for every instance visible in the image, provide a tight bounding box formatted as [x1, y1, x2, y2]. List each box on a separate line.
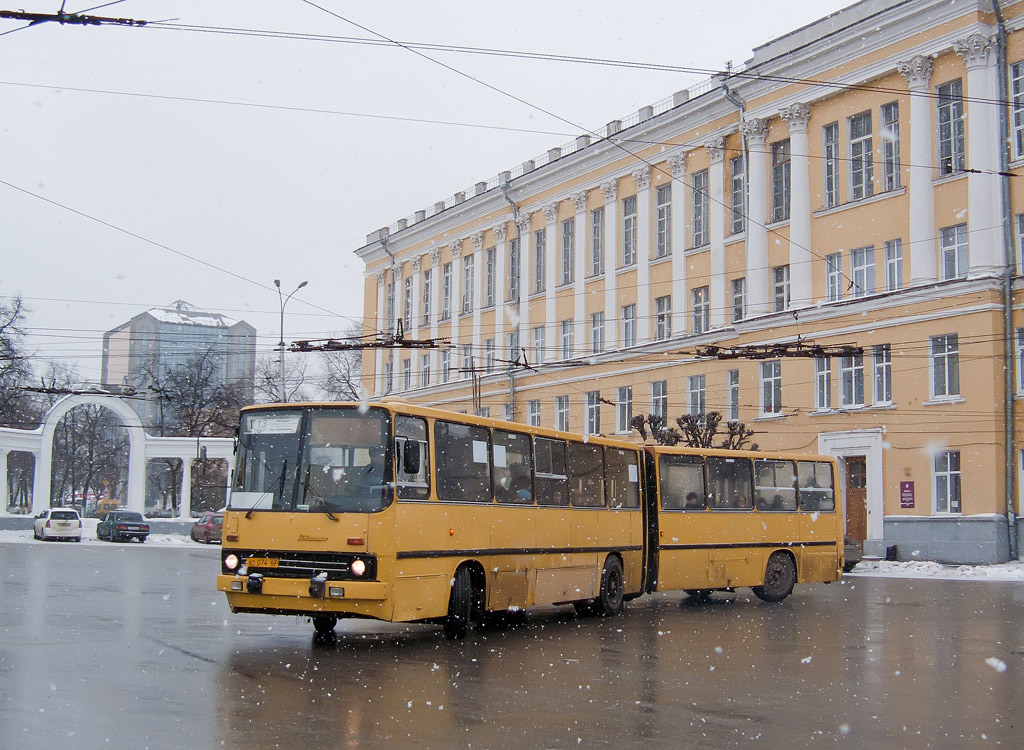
[844, 455, 867, 543]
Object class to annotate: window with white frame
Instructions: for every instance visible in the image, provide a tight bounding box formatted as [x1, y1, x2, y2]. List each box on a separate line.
[851, 246, 875, 297]
[655, 295, 672, 340]
[772, 140, 791, 222]
[655, 184, 672, 257]
[931, 333, 960, 399]
[441, 262, 452, 320]
[826, 253, 843, 302]
[402, 358, 412, 391]
[560, 319, 574, 359]
[476, 407, 490, 418]
[815, 357, 832, 411]
[823, 122, 839, 208]
[773, 265, 790, 311]
[692, 169, 709, 247]
[585, 391, 601, 435]
[508, 330, 520, 362]
[484, 247, 496, 307]
[934, 450, 961, 513]
[884, 239, 903, 291]
[508, 238, 520, 302]
[1013, 62, 1024, 158]
[534, 228, 546, 293]
[840, 354, 864, 407]
[420, 353, 431, 387]
[591, 207, 605, 276]
[385, 278, 395, 331]
[503, 403, 513, 421]
[555, 395, 570, 432]
[561, 218, 574, 285]
[881, 102, 901, 191]
[727, 369, 740, 421]
[461, 344, 472, 379]
[731, 277, 746, 323]
[849, 111, 873, 200]
[533, 326, 545, 364]
[622, 195, 637, 266]
[591, 312, 605, 354]
[937, 79, 965, 175]
[403, 276, 413, 327]
[622, 304, 637, 347]
[422, 269, 432, 326]
[652, 380, 668, 419]
[440, 349, 450, 382]
[760, 360, 782, 415]
[729, 156, 745, 233]
[873, 344, 892, 404]
[382, 361, 393, 393]
[1017, 327, 1024, 393]
[461, 255, 474, 315]
[616, 386, 633, 432]
[688, 374, 706, 417]
[692, 286, 710, 334]
[527, 399, 541, 427]
[484, 338, 495, 372]
[940, 224, 968, 280]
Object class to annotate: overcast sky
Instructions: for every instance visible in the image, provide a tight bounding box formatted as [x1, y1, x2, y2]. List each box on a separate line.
[0, 0, 855, 382]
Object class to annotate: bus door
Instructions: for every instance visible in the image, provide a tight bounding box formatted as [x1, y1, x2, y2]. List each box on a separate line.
[653, 453, 711, 591]
[796, 460, 841, 581]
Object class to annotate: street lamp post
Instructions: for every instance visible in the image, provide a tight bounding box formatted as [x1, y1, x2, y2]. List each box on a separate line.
[274, 278, 308, 402]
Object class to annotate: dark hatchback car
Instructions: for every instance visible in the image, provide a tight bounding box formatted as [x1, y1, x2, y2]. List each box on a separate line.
[190, 512, 223, 544]
[96, 510, 150, 543]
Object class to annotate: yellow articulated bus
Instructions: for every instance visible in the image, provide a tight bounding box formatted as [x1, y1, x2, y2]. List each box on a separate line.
[217, 402, 843, 638]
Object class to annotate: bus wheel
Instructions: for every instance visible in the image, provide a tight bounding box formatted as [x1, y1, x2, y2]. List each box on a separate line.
[444, 567, 473, 639]
[595, 556, 625, 616]
[685, 589, 713, 602]
[312, 614, 338, 635]
[753, 552, 796, 603]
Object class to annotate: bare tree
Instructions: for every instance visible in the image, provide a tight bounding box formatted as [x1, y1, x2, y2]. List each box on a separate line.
[632, 411, 759, 451]
[253, 351, 312, 403]
[317, 327, 364, 401]
[0, 296, 37, 429]
[146, 348, 244, 438]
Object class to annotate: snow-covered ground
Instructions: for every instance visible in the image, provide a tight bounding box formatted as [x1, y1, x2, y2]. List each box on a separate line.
[0, 518, 199, 547]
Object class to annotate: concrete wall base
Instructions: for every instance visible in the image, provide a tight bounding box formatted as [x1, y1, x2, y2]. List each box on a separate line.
[881, 515, 1010, 565]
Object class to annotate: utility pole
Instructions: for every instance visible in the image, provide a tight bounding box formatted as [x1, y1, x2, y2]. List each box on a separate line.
[275, 279, 308, 403]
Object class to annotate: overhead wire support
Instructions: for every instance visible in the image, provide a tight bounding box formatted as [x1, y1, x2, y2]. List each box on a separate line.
[290, 319, 447, 353]
[0, 5, 147, 28]
[694, 342, 863, 361]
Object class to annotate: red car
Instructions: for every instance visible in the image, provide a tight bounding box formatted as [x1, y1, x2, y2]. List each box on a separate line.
[190, 512, 223, 544]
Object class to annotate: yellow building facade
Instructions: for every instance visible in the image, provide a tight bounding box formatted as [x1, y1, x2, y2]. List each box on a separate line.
[356, 0, 1024, 563]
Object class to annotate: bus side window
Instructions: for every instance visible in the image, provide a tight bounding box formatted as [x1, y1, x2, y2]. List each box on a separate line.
[606, 448, 640, 508]
[395, 415, 430, 500]
[706, 457, 754, 510]
[534, 437, 569, 506]
[494, 429, 533, 504]
[798, 461, 835, 511]
[434, 420, 492, 503]
[658, 454, 705, 510]
[568, 442, 605, 507]
[754, 459, 797, 511]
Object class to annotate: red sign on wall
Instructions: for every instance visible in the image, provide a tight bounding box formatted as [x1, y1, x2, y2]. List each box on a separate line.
[899, 481, 915, 509]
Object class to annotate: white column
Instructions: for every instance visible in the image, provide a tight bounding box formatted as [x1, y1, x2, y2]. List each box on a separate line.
[667, 152, 688, 335]
[410, 257, 422, 335]
[543, 202, 559, 356]
[601, 181, 619, 349]
[0, 449, 9, 513]
[898, 55, 937, 284]
[742, 118, 770, 314]
[633, 167, 652, 342]
[471, 232, 483, 363]
[428, 247, 441, 382]
[516, 213, 532, 355]
[449, 239, 462, 368]
[494, 223, 508, 342]
[955, 32, 1003, 276]
[179, 456, 193, 519]
[781, 103, 812, 307]
[572, 190, 588, 355]
[374, 270, 386, 395]
[705, 138, 728, 328]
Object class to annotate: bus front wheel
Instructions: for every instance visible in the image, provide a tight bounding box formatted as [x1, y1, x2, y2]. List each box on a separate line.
[312, 614, 338, 635]
[753, 552, 796, 603]
[444, 566, 473, 639]
[595, 556, 625, 616]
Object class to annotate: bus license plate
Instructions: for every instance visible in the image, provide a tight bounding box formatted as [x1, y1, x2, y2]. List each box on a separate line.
[247, 558, 279, 569]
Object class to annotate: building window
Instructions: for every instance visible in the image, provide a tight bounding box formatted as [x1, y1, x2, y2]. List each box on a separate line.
[934, 450, 962, 514]
[655, 184, 672, 258]
[561, 218, 575, 286]
[420, 353, 431, 387]
[403, 276, 413, 327]
[383, 361, 393, 392]
[1017, 329, 1024, 393]
[534, 228, 546, 293]
[532, 326, 545, 364]
[591, 207, 605, 276]
[440, 350, 450, 382]
[823, 122, 839, 208]
[771, 139, 791, 222]
[851, 246, 875, 297]
[815, 357, 832, 411]
[731, 278, 746, 323]
[507, 330, 520, 363]
[616, 386, 633, 432]
[461, 344, 472, 380]
[773, 265, 790, 311]
[849, 111, 873, 201]
[692, 286, 710, 334]
[560, 319, 574, 360]
[654, 295, 672, 340]
[729, 156, 745, 234]
[691, 169, 709, 247]
[724, 368, 741, 422]
[1013, 63, 1024, 158]
[652, 380, 668, 419]
[873, 344, 892, 404]
[385, 277, 395, 332]
[760, 360, 782, 415]
[555, 395, 570, 432]
[622, 195, 637, 266]
[884, 239, 903, 291]
[402, 358, 412, 391]
[476, 407, 490, 418]
[591, 312, 605, 354]
[840, 354, 864, 407]
[937, 79, 965, 175]
[622, 304, 637, 347]
[931, 334, 960, 399]
[940, 224, 968, 280]
[484, 338, 495, 373]
[585, 391, 601, 435]
[826, 253, 843, 302]
[527, 400, 541, 427]
[421, 269, 432, 326]
[441, 262, 452, 320]
[462, 255, 474, 315]
[508, 238, 520, 302]
[881, 102, 901, 191]
[482, 247, 495, 307]
[688, 374, 706, 417]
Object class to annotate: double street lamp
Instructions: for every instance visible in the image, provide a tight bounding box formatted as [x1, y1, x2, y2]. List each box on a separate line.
[274, 278, 308, 402]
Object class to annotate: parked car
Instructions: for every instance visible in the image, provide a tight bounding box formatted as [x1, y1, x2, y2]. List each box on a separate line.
[190, 512, 223, 544]
[96, 510, 150, 543]
[33, 508, 83, 542]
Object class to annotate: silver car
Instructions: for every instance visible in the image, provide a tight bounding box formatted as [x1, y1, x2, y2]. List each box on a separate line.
[33, 508, 83, 542]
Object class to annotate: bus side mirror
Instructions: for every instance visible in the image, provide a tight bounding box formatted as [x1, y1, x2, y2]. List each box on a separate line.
[402, 441, 421, 475]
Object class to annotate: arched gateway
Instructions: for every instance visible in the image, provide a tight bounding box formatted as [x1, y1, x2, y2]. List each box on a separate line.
[0, 394, 234, 518]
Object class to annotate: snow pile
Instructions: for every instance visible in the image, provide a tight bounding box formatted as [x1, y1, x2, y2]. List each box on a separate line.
[850, 559, 1024, 581]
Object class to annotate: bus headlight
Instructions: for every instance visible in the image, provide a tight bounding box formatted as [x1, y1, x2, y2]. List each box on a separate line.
[351, 558, 367, 577]
[224, 553, 240, 572]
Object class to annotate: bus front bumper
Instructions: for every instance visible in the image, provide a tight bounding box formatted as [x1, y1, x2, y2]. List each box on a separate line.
[218, 574, 388, 614]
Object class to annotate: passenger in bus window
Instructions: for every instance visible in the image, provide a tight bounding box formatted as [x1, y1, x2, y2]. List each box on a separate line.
[362, 446, 386, 486]
[685, 492, 703, 509]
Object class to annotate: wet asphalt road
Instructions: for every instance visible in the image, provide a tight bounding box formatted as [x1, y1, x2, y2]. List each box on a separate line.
[1, 540, 1021, 749]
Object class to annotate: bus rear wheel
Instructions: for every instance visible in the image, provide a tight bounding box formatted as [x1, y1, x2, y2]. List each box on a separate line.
[595, 556, 624, 616]
[444, 566, 473, 639]
[312, 614, 338, 635]
[753, 552, 796, 603]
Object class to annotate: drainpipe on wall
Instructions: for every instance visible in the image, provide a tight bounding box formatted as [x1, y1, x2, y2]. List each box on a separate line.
[500, 181, 520, 421]
[721, 80, 748, 219]
[992, 0, 1018, 559]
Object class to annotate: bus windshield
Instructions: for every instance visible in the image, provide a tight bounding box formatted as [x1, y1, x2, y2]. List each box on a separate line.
[230, 407, 392, 513]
